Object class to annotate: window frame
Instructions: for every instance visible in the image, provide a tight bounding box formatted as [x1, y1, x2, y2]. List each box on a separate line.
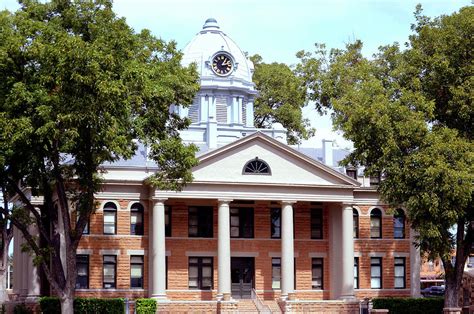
[353, 209, 359, 238]
[370, 208, 382, 239]
[103, 255, 117, 289]
[270, 207, 281, 239]
[311, 258, 324, 290]
[242, 157, 271, 175]
[271, 257, 281, 290]
[230, 207, 254, 238]
[394, 257, 406, 289]
[130, 203, 144, 236]
[346, 168, 357, 180]
[188, 257, 213, 290]
[76, 254, 89, 289]
[188, 206, 213, 238]
[370, 257, 382, 289]
[393, 209, 405, 239]
[354, 257, 359, 289]
[311, 207, 323, 239]
[130, 255, 144, 289]
[103, 202, 117, 235]
[165, 205, 171, 237]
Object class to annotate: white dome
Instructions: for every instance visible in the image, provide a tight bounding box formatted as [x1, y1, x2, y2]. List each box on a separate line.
[182, 18, 255, 88]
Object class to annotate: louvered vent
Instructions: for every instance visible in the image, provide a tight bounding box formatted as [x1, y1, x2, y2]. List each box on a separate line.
[216, 96, 228, 123]
[242, 100, 247, 125]
[188, 97, 200, 123]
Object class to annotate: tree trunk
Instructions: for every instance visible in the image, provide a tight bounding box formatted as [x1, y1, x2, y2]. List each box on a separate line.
[60, 292, 74, 314]
[0, 270, 8, 303]
[444, 278, 460, 308]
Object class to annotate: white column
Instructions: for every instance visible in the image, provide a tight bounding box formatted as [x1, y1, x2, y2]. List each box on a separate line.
[12, 227, 21, 295]
[410, 228, 421, 297]
[26, 219, 40, 299]
[150, 199, 167, 299]
[245, 100, 254, 127]
[340, 204, 355, 300]
[200, 95, 209, 123]
[231, 97, 239, 124]
[217, 199, 232, 300]
[281, 201, 295, 300]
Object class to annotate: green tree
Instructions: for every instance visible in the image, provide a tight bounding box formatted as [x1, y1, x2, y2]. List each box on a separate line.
[0, 1, 199, 313]
[0, 187, 13, 303]
[250, 54, 315, 145]
[299, 6, 473, 308]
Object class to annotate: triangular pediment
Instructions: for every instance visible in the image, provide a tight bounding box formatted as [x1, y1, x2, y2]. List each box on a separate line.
[192, 132, 359, 187]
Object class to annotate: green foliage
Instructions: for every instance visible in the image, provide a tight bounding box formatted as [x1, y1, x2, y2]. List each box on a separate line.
[372, 297, 443, 314]
[0, 1, 199, 310]
[13, 304, 31, 314]
[136, 298, 157, 314]
[250, 54, 315, 144]
[298, 5, 473, 307]
[39, 297, 124, 314]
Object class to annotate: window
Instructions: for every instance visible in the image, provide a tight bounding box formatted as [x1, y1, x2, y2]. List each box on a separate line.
[353, 209, 359, 238]
[311, 207, 323, 239]
[103, 202, 117, 235]
[103, 255, 117, 289]
[130, 255, 144, 289]
[242, 157, 271, 175]
[230, 207, 254, 238]
[271, 258, 296, 289]
[188, 257, 213, 290]
[371, 257, 382, 289]
[188, 206, 213, 238]
[370, 208, 382, 238]
[370, 174, 381, 186]
[272, 258, 281, 289]
[312, 258, 323, 289]
[394, 257, 406, 288]
[271, 208, 281, 239]
[165, 205, 171, 237]
[393, 209, 405, 239]
[76, 255, 89, 289]
[130, 203, 144, 235]
[354, 257, 359, 289]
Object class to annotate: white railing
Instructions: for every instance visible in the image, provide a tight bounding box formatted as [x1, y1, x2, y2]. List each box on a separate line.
[251, 288, 272, 313]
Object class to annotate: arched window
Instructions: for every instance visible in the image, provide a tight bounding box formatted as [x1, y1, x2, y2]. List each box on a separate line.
[370, 208, 382, 238]
[103, 202, 117, 235]
[130, 203, 144, 235]
[242, 157, 271, 175]
[353, 209, 359, 238]
[393, 209, 405, 239]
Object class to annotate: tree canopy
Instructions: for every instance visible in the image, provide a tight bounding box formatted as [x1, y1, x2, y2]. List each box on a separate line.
[0, 0, 199, 312]
[250, 54, 315, 144]
[299, 5, 473, 307]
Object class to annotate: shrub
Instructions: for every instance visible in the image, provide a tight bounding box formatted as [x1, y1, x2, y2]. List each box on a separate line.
[13, 304, 32, 314]
[39, 297, 124, 314]
[372, 297, 444, 314]
[136, 298, 157, 314]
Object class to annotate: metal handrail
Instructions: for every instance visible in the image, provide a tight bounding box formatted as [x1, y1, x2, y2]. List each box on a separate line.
[251, 288, 272, 313]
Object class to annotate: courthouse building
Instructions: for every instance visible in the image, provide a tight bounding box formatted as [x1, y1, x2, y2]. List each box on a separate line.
[12, 18, 421, 312]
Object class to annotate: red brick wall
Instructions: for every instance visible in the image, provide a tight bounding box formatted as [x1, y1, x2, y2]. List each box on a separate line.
[76, 200, 411, 301]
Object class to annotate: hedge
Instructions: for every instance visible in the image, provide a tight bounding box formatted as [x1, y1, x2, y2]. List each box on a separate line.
[372, 297, 444, 314]
[136, 298, 157, 314]
[39, 297, 125, 314]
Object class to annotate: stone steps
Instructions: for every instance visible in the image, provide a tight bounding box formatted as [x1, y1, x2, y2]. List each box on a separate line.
[237, 299, 258, 313]
[264, 300, 282, 313]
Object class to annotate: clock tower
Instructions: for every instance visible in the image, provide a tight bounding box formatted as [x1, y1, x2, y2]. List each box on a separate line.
[175, 18, 286, 151]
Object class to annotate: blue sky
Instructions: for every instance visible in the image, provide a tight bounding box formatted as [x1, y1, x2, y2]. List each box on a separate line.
[1, 0, 469, 148]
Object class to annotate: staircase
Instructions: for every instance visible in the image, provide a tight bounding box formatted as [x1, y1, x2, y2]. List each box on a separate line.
[264, 301, 282, 313]
[237, 299, 259, 313]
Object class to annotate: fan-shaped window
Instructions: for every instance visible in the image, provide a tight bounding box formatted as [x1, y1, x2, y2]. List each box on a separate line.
[242, 157, 271, 175]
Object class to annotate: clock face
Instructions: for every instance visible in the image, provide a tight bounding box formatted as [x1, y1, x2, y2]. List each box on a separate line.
[211, 53, 233, 76]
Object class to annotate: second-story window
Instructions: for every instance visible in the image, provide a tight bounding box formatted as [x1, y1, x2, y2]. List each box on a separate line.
[370, 208, 382, 238]
[230, 207, 254, 238]
[188, 206, 213, 238]
[393, 209, 405, 239]
[130, 203, 144, 235]
[311, 207, 323, 239]
[353, 209, 359, 238]
[271, 207, 281, 238]
[103, 202, 117, 235]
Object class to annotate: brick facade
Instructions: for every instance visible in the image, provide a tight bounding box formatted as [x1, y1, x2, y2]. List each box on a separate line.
[75, 198, 412, 301]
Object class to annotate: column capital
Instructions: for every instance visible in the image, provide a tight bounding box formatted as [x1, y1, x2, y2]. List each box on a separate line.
[341, 203, 355, 210]
[281, 200, 297, 206]
[218, 199, 233, 205]
[152, 198, 168, 205]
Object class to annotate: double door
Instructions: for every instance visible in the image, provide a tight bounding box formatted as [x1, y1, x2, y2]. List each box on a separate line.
[231, 257, 254, 299]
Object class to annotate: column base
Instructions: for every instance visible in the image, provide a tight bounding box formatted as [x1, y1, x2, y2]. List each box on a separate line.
[150, 294, 168, 301]
[338, 294, 356, 301]
[216, 292, 232, 301]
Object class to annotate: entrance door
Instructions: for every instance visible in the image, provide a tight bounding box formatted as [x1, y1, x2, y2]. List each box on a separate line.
[231, 257, 254, 299]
